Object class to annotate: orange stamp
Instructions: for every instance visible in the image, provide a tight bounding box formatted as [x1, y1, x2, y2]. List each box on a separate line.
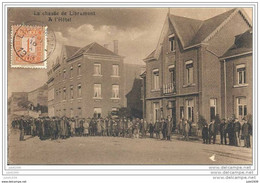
[11, 24, 56, 68]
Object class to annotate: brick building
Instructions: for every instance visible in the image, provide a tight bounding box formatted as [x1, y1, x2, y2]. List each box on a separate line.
[47, 41, 125, 118]
[141, 8, 252, 128]
[220, 29, 252, 122]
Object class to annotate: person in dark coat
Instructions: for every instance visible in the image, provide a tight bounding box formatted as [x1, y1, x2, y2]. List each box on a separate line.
[242, 118, 251, 148]
[166, 116, 173, 141]
[208, 119, 218, 144]
[183, 119, 190, 141]
[202, 124, 209, 144]
[161, 119, 167, 140]
[50, 117, 56, 140]
[234, 118, 241, 146]
[219, 118, 227, 145]
[148, 122, 154, 138]
[227, 118, 235, 145]
[39, 118, 45, 140]
[19, 116, 25, 141]
[154, 120, 160, 139]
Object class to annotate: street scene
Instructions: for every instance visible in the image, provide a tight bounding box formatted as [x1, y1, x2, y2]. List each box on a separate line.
[7, 7, 253, 165]
[9, 127, 252, 165]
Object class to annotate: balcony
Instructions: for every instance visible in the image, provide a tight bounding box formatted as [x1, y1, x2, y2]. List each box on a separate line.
[162, 83, 176, 94]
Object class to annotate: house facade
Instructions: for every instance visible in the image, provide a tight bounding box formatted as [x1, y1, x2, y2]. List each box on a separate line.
[142, 8, 252, 129]
[47, 41, 125, 118]
[220, 29, 252, 122]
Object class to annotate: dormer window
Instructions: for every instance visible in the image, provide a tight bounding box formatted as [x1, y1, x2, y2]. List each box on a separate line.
[169, 34, 175, 52]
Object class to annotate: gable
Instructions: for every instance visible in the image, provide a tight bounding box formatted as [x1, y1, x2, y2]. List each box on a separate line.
[144, 8, 252, 61]
[206, 11, 252, 57]
[169, 14, 203, 48]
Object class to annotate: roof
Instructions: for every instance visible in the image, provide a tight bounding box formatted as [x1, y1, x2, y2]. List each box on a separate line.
[68, 42, 119, 61]
[28, 84, 48, 94]
[144, 50, 156, 61]
[189, 8, 237, 46]
[63, 45, 80, 58]
[221, 29, 252, 59]
[169, 14, 203, 48]
[144, 8, 251, 61]
[140, 70, 146, 78]
[126, 78, 142, 97]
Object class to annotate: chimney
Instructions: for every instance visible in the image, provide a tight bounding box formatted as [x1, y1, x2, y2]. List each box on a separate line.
[103, 44, 109, 49]
[113, 40, 118, 54]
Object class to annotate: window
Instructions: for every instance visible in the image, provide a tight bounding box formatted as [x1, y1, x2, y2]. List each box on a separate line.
[78, 107, 82, 117]
[77, 84, 82, 98]
[63, 87, 66, 100]
[153, 102, 160, 123]
[63, 69, 66, 79]
[94, 84, 101, 98]
[210, 99, 217, 122]
[56, 89, 58, 96]
[152, 69, 159, 90]
[185, 60, 194, 84]
[237, 64, 246, 85]
[237, 97, 247, 118]
[70, 85, 74, 99]
[77, 63, 81, 76]
[94, 108, 102, 118]
[112, 65, 119, 76]
[112, 85, 119, 99]
[169, 34, 175, 52]
[186, 99, 194, 122]
[94, 63, 101, 75]
[70, 66, 73, 78]
[169, 65, 175, 84]
[180, 106, 184, 119]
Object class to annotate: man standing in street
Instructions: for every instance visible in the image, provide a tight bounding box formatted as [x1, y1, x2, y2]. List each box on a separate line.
[219, 118, 227, 145]
[209, 119, 217, 144]
[184, 119, 190, 141]
[161, 118, 167, 140]
[242, 117, 251, 148]
[234, 118, 241, 146]
[166, 116, 173, 141]
[19, 116, 25, 141]
[202, 124, 209, 144]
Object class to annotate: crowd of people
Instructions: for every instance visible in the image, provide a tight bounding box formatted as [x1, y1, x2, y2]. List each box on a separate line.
[11, 115, 173, 141]
[11, 115, 252, 148]
[200, 117, 252, 148]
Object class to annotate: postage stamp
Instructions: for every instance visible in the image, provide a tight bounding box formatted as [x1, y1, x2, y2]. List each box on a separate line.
[11, 25, 50, 68]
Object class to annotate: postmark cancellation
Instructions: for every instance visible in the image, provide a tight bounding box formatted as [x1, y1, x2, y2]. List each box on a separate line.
[11, 25, 48, 69]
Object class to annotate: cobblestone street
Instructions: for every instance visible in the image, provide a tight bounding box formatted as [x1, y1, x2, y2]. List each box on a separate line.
[8, 129, 252, 165]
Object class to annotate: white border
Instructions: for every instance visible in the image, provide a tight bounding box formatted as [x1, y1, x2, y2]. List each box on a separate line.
[1, 2, 258, 182]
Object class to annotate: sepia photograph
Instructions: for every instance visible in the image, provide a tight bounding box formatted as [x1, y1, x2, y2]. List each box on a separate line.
[6, 5, 254, 167]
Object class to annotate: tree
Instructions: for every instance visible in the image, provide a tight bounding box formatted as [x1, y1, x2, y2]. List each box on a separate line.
[117, 107, 131, 119]
[197, 115, 207, 130]
[17, 100, 31, 109]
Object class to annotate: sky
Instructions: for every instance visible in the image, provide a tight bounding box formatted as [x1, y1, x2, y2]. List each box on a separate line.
[7, 7, 252, 97]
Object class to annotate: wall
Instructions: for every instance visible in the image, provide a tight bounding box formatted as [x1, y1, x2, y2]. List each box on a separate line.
[224, 54, 252, 120]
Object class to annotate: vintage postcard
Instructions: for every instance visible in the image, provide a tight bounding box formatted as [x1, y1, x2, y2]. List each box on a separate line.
[2, 3, 258, 182]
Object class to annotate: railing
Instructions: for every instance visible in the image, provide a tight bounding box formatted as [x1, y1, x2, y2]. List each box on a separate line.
[162, 83, 176, 94]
